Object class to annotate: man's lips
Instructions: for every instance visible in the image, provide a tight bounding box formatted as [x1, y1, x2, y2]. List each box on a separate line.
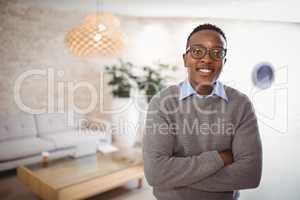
[195, 67, 214, 75]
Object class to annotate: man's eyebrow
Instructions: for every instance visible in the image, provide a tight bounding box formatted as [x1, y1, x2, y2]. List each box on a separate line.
[190, 44, 225, 48]
[213, 45, 226, 49]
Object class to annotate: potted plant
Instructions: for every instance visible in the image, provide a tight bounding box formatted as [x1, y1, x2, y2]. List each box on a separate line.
[105, 59, 178, 102]
[132, 62, 178, 149]
[105, 59, 141, 149]
[104, 60, 178, 149]
[105, 59, 136, 98]
[134, 63, 178, 103]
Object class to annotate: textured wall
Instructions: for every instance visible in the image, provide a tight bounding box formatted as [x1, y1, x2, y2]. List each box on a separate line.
[0, 1, 114, 119]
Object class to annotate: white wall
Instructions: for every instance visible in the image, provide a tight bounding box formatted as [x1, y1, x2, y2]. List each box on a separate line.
[23, 0, 300, 23]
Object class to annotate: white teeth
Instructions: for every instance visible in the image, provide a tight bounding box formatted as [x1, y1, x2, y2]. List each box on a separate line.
[198, 69, 212, 73]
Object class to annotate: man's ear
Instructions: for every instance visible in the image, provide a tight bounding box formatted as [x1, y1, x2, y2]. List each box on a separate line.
[183, 54, 187, 68]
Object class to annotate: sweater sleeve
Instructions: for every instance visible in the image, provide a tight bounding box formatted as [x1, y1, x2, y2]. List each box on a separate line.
[189, 99, 263, 191]
[143, 98, 224, 189]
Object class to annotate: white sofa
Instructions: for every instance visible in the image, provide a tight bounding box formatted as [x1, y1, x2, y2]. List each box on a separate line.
[0, 112, 111, 171]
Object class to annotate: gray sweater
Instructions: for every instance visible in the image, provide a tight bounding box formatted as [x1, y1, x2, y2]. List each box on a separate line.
[143, 84, 262, 200]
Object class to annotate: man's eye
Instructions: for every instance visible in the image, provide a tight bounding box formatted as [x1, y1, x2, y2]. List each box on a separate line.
[192, 49, 204, 56]
[211, 49, 224, 58]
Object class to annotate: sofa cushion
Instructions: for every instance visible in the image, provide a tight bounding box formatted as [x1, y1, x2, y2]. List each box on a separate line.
[0, 114, 37, 142]
[0, 137, 56, 162]
[35, 113, 86, 136]
[41, 129, 105, 149]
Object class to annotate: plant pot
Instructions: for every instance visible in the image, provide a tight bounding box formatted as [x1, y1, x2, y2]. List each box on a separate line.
[111, 97, 142, 149]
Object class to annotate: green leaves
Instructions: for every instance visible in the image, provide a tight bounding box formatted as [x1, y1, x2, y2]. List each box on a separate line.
[105, 59, 178, 102]
[105, 59, 133, 98]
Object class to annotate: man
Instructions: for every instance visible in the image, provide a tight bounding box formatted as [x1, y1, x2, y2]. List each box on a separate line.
[143, 24, 262, 200]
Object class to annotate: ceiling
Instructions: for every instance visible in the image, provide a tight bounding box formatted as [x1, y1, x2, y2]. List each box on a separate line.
[21, 0, 300, 23]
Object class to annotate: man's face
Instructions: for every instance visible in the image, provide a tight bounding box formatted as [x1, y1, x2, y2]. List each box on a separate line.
[183, 30, 226, 90]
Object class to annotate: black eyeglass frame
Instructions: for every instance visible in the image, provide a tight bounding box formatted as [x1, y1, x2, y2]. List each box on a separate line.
[186, 45, 227, 61]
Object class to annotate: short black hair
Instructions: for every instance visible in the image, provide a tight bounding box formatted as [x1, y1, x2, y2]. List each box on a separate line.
[186, 23, 227, 48]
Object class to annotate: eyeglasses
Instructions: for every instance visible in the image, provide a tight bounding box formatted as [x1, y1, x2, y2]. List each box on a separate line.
[186, 45, 227, 61]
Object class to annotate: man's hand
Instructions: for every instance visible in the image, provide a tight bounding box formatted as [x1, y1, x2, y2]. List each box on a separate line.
[218, 150, 233, 166]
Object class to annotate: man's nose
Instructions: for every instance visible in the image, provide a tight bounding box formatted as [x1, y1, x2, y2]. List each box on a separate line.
[200, 52, 213, 64]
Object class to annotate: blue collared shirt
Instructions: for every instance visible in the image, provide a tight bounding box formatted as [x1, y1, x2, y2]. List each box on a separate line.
[179, 79, 228, 102]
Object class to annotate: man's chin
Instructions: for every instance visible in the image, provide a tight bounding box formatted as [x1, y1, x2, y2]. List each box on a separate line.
[192, 82, 214, 92]
[196, 80, 214, 88]
[189, 77, 216, 89]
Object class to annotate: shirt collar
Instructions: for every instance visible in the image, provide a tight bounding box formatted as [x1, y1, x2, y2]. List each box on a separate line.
[179, 79, 228, 102]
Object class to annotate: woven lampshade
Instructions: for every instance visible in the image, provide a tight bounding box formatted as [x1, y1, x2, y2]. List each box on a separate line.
[65, 13, 125, 58]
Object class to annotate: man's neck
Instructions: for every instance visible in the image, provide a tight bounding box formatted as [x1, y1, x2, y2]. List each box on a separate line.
[196, 85, 214, 96]
[190, 82, 214, 96]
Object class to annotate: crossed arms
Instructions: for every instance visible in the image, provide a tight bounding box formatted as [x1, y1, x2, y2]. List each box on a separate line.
[143, 99, 262, 192]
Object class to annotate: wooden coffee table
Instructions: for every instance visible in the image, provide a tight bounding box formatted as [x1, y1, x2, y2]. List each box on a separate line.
[17, 152, 144, 200]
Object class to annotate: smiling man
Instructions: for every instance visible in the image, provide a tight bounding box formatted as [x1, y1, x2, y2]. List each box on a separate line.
[143, 24, 263, 200]
[183, 25, 226, 95]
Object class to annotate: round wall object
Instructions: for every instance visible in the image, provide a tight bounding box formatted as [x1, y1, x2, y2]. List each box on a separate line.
[252, 62, 275, 89]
